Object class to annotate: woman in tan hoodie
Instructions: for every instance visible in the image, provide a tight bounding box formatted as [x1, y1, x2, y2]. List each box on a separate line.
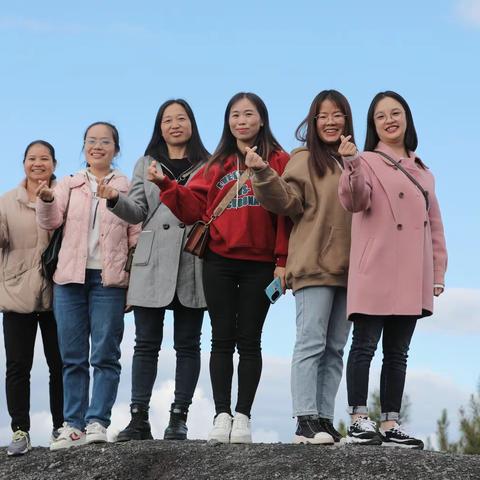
[0, 140, 63, 456]
[247, 90, 353, 445]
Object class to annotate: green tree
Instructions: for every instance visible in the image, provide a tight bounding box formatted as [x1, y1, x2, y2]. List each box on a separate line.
[336, 419, 347, 437]
[458, 387, 480, 454]
[435, 382, 480, 454]
[436, 409, 458, 453]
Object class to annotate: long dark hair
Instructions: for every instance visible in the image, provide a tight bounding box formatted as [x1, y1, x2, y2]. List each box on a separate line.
[206, 92, 283, 172]
[364, 91, 418, 152]
[295, 90, 355, 177]
[83, 121, 121, 155]
[144, 99, 209, 165]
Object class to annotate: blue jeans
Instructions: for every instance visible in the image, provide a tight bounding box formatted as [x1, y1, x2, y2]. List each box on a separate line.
[131, 299, 203, 408]
[53, 270, 125, 430]
[291, 286, 351, 420]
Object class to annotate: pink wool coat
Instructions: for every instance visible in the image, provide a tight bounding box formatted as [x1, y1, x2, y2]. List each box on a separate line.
[338, 142, 447, 319]
[36, 171, 140, 287]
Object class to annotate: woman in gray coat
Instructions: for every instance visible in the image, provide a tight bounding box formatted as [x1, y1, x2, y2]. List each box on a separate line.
[98, 99, 209, 440]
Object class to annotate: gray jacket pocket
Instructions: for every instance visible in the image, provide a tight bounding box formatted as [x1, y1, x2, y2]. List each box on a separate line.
[133, 230, 155, 266]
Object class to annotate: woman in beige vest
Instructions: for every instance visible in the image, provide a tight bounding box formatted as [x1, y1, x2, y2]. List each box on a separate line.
[0, 140, 63, 456]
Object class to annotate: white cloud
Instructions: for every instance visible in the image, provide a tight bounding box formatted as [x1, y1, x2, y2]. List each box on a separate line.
[0, 15, 84, 34]
[456, 0, 480, 27]
[0, 15, 155, 37]
[416, 288, 480, 334]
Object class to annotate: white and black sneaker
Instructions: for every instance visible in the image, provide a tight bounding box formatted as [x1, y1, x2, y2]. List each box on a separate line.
[293, 415, 334, 445]
[345, 416, 382, 445]
[380, 423, 424, 450]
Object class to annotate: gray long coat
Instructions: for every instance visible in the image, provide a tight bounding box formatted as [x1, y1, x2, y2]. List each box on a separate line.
[109, 156, 206, 309]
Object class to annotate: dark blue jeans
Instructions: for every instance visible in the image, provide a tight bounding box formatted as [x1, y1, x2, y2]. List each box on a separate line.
[53, 269, 125, 430]
[346, 314, 417, 421]
[131, 298, 203, 409]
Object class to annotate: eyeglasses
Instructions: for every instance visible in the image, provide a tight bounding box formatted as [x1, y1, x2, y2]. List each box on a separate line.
[314, 113, 347, 122]
[84, 138, 114, 147]
[374, 110, 404, 122]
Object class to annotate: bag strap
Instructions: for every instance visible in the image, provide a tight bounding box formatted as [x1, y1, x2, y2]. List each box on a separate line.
[207, 169, 251, 225]
[374, 150, 429, 210]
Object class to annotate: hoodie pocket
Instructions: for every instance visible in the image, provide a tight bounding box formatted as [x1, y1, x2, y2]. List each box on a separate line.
[318, 226, 349, 275]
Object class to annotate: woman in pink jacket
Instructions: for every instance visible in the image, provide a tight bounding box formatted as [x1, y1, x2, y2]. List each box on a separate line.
[338, 91, 447, 449]
[36, 122, 140, 450]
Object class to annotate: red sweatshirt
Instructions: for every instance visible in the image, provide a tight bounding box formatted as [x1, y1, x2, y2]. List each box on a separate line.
[159, 150, 291, 266]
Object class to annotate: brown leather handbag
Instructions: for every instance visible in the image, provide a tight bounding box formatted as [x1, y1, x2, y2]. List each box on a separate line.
[184, 170, 250, 258]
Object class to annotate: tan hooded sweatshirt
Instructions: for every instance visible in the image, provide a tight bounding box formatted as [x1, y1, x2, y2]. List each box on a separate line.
[251, 147, 351, 292]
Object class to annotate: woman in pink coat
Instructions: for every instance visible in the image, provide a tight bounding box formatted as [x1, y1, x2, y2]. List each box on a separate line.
[338, 91, 447, 449]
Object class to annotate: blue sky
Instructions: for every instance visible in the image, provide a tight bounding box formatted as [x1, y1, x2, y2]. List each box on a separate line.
[0, 0, 479, 445]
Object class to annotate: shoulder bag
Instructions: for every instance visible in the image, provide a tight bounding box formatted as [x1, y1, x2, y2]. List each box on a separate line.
[184, 169, 251, 258]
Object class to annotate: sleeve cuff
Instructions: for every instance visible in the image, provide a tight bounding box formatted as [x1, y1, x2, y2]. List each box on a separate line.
[342, 154, 362, 172]
[276, 256, 287, 268]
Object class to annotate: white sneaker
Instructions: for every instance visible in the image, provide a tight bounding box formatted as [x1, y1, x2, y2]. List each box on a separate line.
[207, 413, 232, 443]
[85, 422, 108, 444]
[230, 412, 252, 444]
[50, 423, 86, 451]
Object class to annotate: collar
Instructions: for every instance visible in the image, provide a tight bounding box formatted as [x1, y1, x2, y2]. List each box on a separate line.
[375, 142, 422, 169]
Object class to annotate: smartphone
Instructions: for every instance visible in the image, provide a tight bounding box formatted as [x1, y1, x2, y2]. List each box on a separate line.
[265, 276, 283, 304]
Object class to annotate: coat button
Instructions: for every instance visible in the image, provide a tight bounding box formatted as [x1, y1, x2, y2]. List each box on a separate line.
[163, 224, 170, 230]
[397, 224, 403, 230]
[393, 166, 399, 170]
[424, 221, 428, 227]
[179, 223, 185, 229]
[399, 192, 404, 198]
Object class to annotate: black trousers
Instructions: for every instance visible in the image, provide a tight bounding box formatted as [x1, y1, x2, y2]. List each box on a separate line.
[3, 311, 64, 432]
[131, 297, 204, 409]
[346, 314, 417, 416]
[203, 251, 274, 417]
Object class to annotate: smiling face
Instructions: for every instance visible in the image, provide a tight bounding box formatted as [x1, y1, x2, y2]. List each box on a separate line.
[373, 96, 407, 146]
[228, 97, 262, 147]
[84, 124, 116, 170]
[160, 103, 193, 148]
[23, 143, 55, 184]
[315, 99, 346, 144]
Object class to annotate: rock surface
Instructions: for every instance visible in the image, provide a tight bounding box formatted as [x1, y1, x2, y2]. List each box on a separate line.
[1, 440, 479, 480]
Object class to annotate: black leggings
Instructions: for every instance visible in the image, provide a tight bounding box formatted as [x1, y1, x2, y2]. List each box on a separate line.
[203, 251, 274, 417]
[3, 311, 64, 432]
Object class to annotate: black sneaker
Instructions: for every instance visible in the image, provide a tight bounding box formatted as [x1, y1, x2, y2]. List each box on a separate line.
[164, 404, 188, 440]
[380, 423, 424, 450]
[319, 418, 343, 443]
[293, 415, 334, 445]
[116, 404, 153, 442]
[346, 416, 382, 445]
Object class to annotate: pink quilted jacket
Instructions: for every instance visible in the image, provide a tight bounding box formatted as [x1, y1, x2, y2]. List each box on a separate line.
[36, 170, 140, 287]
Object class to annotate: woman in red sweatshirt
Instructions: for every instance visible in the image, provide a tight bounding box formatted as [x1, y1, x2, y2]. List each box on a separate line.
[147, 92, 290, 444]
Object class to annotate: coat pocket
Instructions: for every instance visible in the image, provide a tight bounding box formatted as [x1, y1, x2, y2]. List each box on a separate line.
[358, 237, 375, 273]
[133, 230, 155, 266]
